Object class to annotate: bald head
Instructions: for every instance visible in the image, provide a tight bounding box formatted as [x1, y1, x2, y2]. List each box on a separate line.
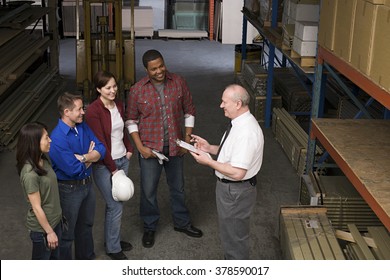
[220, 84, 250, 120]
[224, 84, 250, 107]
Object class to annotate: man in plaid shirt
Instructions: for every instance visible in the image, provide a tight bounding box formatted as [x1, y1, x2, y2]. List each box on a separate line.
[126, 49, 203, 248]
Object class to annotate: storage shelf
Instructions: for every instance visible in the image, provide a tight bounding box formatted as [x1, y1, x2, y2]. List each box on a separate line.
[243, 8, 315, 75]
[310, 118, 390, 230]
[0, 6, 50, 47]
[242, 5, 316, 128]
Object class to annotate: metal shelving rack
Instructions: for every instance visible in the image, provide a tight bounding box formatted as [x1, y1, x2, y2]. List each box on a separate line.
[307, 46, 390, 231]
[0, 2, 63, 150]
[241, 1, 390, 231]
[241, 0, 315, 128]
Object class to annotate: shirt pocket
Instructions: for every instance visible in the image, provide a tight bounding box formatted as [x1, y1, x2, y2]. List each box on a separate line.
[137, 99, 153, 117]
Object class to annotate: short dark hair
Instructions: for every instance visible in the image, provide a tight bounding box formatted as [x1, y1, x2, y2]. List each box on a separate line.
[16, 122, 48, 176]
[142, 49, 163, 68]
[57, 92, 83, 117]
[93, 70, 116, 97]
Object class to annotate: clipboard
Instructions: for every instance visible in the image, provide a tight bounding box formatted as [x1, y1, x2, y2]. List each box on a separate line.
[176, 139, 199, 154]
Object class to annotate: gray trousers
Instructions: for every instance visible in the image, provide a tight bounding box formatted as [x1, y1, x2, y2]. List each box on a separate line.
[216, 180, 257, 260]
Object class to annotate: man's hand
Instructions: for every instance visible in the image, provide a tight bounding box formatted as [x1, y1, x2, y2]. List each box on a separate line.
[190, 134, 211, 153]
[190, 150, 212, 166]
[138, 145, 155, 159]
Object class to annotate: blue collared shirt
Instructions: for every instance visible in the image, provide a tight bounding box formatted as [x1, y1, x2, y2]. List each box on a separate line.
[49, 119, 106, 180]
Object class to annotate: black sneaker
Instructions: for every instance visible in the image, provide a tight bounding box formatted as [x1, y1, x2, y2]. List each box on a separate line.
[107, 251, 128, 260]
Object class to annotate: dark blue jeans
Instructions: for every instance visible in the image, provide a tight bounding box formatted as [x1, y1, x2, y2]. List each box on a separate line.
[139, 147, 190, 231]
[58, 181, 95, 260]
[30, 222, 62, 260]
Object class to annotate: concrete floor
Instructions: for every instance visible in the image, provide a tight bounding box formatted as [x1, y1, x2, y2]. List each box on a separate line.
[0, 38, 300, 260]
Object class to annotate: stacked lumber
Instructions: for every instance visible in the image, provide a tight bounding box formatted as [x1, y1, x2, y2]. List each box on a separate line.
[273, 68, 312, 113]
[272, 107, 322, 174]
[279, 206, 345, 260]
[336, 225, 390, 260]
[235, 73, 282, 122]
[300, 172, 383, 231]
[241, 61, 268, 96]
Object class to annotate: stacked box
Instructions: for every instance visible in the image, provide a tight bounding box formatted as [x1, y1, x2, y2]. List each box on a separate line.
[370, 4, 390, 91]
[333, 0, 357, 62]
[292, 21, 318, 56]
[318, 0, 337, 51]
[350, 0, 379, 75]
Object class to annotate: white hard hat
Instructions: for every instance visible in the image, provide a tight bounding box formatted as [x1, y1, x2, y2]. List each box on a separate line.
[112, 170, 134, 202]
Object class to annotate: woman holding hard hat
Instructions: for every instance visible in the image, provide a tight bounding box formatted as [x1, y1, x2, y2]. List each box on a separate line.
[85, 70, 134, 260]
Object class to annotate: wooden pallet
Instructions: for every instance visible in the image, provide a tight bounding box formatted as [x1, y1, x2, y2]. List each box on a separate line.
[290, 49, 316, 67]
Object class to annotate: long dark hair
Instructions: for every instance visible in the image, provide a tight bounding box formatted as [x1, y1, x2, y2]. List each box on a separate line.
[16, 122, 48, 176]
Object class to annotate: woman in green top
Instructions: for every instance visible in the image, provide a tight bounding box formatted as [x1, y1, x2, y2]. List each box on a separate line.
[16, 122, 62, 260]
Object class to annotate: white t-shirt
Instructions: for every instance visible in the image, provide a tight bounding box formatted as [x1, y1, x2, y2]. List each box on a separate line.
[215, 111, 264, 181]
[109, 105, 126, 160]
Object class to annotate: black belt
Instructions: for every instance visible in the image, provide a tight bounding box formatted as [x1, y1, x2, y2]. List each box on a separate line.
[217, 176, 257, 186]
[58, 176, 92, 185]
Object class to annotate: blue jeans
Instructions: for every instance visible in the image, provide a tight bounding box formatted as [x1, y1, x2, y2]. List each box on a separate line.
[58, 181, 95, 260]
[139, 147, 190, 231]
[30, 222, 62, 260]
[92, 156, 129, 254]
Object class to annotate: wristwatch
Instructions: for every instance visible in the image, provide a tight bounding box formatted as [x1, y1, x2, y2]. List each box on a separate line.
[81, 155, 87, 163]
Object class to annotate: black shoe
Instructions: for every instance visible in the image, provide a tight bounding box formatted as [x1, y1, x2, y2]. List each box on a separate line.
[142, 231, 155, 248]
[174, 224, 203, 238]
[104, 241, 133, 252]
[107, 251, 128, 260]
[120, 241, 133, 252]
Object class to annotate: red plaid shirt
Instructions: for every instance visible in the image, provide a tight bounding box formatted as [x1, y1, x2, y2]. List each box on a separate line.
[126, 71, 196, 156]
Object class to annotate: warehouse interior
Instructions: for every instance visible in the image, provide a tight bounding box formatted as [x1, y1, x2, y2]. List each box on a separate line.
[0, 0, 390, 260]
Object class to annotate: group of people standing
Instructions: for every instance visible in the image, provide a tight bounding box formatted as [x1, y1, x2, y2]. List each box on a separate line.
[16, 49, 264, 260]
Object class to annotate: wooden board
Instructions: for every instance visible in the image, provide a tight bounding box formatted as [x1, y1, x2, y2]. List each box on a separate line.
[311, 119, 390, 231]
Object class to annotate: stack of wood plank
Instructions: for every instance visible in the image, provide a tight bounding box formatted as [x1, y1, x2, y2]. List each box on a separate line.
[300, 172, 383, 231]
[279, 206, 345, 260]
[272, 107, 322, 174]
[235, 73, 282, 122]
[241, 61, 268, 96]
[336, 225, 390, 260]
[273, 68, 312, 113]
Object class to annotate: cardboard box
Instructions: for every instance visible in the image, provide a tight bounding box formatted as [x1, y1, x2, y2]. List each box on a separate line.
[292, 36, 317, 56]
[289, 2, 320, 22]
[333, 0, 357, 62]
[318, 0, 337, 51]
[350, 0, 379, 75]
[370, 5, 390, 91]
[294, 21, 318, 41]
